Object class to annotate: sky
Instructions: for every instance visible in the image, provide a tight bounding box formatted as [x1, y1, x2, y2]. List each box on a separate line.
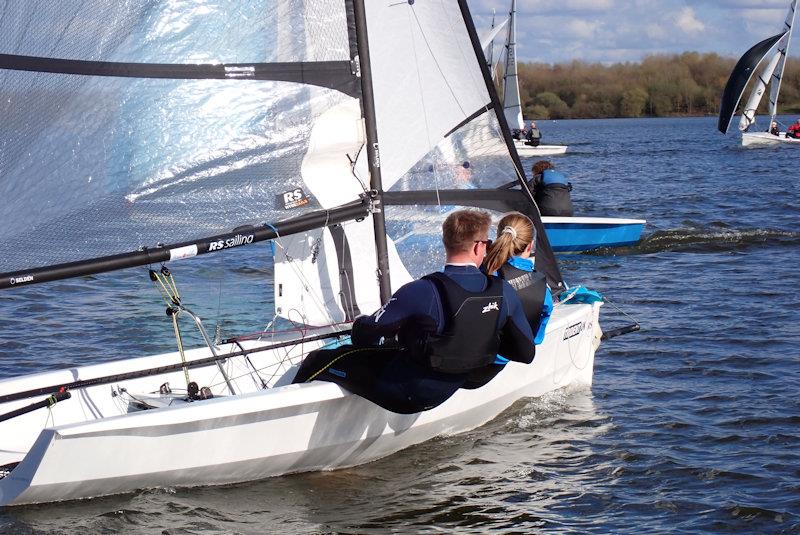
[467, 0, 798, 64]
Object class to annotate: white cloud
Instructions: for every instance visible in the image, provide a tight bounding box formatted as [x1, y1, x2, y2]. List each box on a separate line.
[675, 7, 705, 34]
[567, 19, 601, 40]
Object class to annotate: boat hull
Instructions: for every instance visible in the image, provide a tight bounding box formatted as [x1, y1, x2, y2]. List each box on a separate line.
[543, 216, 645, 252]
[514, 140, 568, 156]
[0, 303, 600, 506]
[742, 132, 800, 147]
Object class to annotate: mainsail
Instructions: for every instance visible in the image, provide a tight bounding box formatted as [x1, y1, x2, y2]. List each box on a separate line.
[718, 0, 796, 134]
[0, 0, 564, 318]
[501, 0, 524, 132]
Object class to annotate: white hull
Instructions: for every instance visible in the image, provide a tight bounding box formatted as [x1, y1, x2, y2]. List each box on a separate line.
[741, 131, 800, 147]
[0, 303, 601, 506]
[514, 140, 568, 156]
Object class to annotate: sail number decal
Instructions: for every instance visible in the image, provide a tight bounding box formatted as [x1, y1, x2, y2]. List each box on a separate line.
[208, 234, 254, 252]
[278, 188, 310, 210]
[563, 321, 586, 341]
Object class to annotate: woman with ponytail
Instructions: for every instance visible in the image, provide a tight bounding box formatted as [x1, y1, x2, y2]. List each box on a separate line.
[485, 212, 552, 344]
[464, 212, 553, 389]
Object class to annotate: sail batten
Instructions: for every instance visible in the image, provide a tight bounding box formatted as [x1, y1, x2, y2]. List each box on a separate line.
[0, 53, 360, 96]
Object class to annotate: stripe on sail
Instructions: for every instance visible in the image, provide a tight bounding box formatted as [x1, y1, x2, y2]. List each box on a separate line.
[0, 54, 361, 97]
[717, 32, 786, 134]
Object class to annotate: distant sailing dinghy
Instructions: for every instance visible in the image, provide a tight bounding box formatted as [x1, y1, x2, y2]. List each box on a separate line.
[0, 1, 602, 506]
[718, 0, 797, 147]
[500, 0, 568, 157]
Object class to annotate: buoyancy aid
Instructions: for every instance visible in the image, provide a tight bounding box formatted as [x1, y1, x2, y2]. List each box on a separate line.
[411, 272, 504, 374]
[498, 263, 547, 335]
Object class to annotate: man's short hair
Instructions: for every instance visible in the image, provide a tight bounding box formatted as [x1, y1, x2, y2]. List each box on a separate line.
[442, 209, 492, 254]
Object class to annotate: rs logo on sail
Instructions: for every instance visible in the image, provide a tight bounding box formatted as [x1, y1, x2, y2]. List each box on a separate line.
[208, 234, 254, 251]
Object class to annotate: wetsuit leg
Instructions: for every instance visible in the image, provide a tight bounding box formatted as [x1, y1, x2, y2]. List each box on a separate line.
[461, 363, 505, 390]
[292, 344, 397, 390]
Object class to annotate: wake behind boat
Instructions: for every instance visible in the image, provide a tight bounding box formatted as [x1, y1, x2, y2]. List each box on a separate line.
[0, 0, 605, 506]
[718, 0, 798, 146]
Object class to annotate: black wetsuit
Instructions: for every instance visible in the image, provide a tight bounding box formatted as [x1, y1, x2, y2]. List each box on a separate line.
[293, 265, 536, 413]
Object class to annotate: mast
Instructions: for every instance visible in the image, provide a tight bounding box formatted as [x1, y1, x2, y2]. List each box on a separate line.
[769, 0, 797, 126]
[352, 0, 392, 304]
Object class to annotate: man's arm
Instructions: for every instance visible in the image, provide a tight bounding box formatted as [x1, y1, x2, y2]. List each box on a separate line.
[351, 279, 439, 346]
[497, 282, 537, 364]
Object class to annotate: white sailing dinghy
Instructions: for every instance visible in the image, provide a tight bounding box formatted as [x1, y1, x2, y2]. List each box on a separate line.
[719, 0, 798, 147]
[500, 0, 568, 157]
[0, 0, 602, 506]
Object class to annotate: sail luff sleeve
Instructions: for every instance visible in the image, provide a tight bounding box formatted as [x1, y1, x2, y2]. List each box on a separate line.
[718, 32, 785, 134]
[456, 0, 564, 292]
[0, 199, 370, 290]
[0, 54, 361, 97]
[353, 0, 392, 304]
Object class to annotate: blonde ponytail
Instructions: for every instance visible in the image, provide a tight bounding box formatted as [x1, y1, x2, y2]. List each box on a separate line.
[483, 212, 535, 274]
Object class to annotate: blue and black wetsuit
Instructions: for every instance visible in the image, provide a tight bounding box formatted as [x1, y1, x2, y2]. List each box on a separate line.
[463, 256, 553, 389]
[292, 265, 536, 413]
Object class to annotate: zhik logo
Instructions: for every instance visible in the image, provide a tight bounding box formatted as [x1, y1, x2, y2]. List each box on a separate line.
[482, 302, 499, 314]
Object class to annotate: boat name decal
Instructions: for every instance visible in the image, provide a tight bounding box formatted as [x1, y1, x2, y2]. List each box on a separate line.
[209, 234, 254, 251]
[278, 188, 310, 210]
[563, 321, 585, 340]
[9, 275, 34, 285]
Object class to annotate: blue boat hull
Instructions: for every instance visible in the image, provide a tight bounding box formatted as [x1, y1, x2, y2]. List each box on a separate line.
[542, 217, 646, 252]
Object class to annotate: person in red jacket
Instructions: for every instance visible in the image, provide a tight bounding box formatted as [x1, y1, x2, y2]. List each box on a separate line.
[786, 119, 800, 139]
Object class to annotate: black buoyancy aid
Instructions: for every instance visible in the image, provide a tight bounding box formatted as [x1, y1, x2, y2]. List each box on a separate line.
[499, 263, 547, 335]
[413, 272, 504, 374]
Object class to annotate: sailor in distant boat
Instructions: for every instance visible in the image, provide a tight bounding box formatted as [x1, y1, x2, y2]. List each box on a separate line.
[464, 212, 553, 389]
[786, 119, 800, 139]
[531, 160, 574, 217]
[525, 121, 542, 146]
[292, 210, 536, 414]
[770, 121, 780, 136]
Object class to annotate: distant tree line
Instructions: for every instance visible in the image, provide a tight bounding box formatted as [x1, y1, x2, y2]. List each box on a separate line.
[513, 52, 800, 119]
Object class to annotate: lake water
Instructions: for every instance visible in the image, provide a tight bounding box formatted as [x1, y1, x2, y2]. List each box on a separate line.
[1, 117, 799, 533]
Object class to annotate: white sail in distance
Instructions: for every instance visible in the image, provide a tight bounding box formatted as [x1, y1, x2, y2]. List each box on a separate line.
[739, 0, 796, 131]
[501, 0, 524, 131]
[768, 0, 797, 120]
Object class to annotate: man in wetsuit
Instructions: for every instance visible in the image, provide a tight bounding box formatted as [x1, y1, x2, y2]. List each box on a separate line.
[292, 209, 536, 414]
[525, 122, 542, 147]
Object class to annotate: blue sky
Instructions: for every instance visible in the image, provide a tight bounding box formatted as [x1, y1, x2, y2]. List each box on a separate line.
[468, 0, 798, 64]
